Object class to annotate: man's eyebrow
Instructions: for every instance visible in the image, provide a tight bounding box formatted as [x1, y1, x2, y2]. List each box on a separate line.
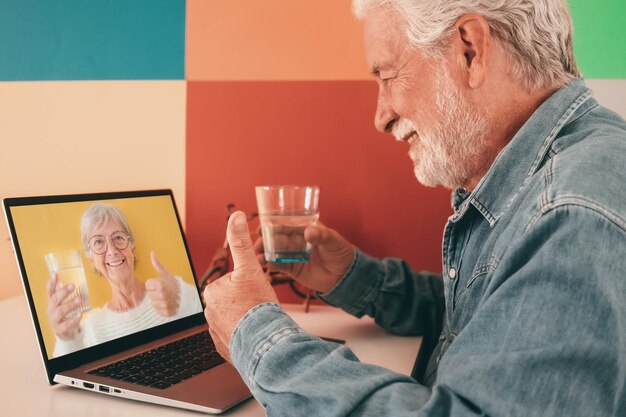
[371, 60, 395, 76]
[370, 63, 388, 76]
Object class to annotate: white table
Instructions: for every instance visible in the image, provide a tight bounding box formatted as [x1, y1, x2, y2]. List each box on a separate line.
[0, 296, 421, 416]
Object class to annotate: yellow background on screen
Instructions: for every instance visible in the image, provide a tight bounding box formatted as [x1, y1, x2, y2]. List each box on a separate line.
[10, 195, 197, 358]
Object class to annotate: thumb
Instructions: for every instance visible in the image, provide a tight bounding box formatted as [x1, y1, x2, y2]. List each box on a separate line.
[227, 211, 263, 277]
[151, 251, 173, 279]
[305, 223, 345, 250]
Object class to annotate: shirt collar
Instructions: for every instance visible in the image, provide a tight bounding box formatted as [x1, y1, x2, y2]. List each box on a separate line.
[452, 78, 597, 226]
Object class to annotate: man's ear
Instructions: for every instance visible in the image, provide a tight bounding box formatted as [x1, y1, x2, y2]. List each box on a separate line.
[452, 14, 491, 89]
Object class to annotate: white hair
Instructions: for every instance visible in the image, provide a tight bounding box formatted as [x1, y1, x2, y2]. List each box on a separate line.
[80, 202, 135, 258]
[353, 0, 581, 93]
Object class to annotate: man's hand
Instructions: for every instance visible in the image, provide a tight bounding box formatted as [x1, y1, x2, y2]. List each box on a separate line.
[46, 274, 83, 340]
[203, 211, 279, 363]
[255, 222, 355, 293]
[145, 251, 181, 317]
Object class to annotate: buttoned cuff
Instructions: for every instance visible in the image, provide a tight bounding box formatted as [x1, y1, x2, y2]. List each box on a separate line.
[230, 302, 304, 387]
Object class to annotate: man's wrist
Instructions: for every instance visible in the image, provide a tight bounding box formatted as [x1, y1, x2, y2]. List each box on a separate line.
[319, 249, 384, 317]
[230, 302, 303, 387]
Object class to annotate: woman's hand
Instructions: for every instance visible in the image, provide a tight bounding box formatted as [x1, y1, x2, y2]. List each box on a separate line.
[146, 251, 181, 317]
[46, 274, 83, 340]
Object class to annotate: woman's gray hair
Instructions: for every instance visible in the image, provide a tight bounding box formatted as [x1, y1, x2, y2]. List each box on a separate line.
[352, 0, 581, 93]
[80, 202, 135, 258]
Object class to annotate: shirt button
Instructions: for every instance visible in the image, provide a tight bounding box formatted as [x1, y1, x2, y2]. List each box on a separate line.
[448, 267, 457, 279]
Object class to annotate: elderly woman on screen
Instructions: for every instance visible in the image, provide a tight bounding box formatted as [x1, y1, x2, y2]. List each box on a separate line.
[46, 203, 201, 357]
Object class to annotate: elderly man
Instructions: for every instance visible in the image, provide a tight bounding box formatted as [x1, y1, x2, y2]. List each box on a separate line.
[204, 0, 626, 416]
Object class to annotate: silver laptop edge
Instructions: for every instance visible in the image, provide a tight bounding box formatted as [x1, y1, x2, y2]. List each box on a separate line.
[3, 190, 251, 414]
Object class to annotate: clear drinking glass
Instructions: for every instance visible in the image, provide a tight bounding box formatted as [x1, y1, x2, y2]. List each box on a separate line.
[45, 250, 91, 315]
[255, 185, 320, 263]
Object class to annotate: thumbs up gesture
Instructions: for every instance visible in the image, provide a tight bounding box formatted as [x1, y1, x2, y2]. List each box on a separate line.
[145, 251, 181, 317]
[203, 211, 279, 362]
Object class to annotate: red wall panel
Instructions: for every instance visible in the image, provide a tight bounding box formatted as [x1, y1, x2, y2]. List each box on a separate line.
[186, 81, 451, 301]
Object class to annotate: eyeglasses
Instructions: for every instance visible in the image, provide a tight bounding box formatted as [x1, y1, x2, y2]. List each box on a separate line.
[88, 231, 130, 255]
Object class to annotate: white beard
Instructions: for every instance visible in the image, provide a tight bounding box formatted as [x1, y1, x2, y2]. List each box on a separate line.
[394, 67, 489, 189]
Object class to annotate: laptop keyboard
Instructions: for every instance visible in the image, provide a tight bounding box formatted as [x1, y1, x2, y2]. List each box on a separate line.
[87, 330, 225, 389]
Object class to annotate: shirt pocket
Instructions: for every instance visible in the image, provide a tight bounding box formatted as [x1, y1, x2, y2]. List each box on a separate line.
[454, 255, 499, 310]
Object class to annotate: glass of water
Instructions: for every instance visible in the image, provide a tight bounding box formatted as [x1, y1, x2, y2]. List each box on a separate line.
[45, 249, 91, 316]
[255, 185, 320, 263]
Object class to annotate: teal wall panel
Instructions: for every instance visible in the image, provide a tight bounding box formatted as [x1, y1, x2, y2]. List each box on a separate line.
[569, 0, 626, 78]
[0, 0, 185, 81]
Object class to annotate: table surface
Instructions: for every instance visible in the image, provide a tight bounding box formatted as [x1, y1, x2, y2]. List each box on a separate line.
[0, 296, 420, 416]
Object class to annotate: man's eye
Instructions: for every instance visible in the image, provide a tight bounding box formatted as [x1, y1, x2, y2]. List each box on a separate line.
[381, 76, 395, 85]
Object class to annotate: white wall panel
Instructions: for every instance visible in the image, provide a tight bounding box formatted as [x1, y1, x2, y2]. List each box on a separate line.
[586, 79, 626, 119]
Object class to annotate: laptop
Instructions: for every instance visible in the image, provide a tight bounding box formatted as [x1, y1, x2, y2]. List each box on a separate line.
[3, 189, 251, 414]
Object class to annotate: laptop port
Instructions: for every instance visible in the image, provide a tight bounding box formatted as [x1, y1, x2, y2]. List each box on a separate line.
[113, 389, 121, 394]
[83, 382, 95, 389]
[99, 385, 110, 393]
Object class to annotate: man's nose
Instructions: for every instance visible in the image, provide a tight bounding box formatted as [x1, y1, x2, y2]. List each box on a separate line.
[374, 87, 397, 134]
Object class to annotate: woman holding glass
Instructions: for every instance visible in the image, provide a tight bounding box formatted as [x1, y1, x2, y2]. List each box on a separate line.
[46, 202, 200, 357]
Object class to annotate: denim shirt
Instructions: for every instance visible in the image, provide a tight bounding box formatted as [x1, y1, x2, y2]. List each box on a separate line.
[230, 79, 626, 417]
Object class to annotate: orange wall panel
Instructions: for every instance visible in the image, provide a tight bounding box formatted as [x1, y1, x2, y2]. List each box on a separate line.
[186, 0, 370, 81]
[186, 80, 451, 301]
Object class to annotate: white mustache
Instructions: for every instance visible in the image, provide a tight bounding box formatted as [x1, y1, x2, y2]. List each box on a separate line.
[392, 118, 417, 142]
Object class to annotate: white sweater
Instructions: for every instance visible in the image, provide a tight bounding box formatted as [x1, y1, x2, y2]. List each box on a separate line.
[53, 277, 202, 358]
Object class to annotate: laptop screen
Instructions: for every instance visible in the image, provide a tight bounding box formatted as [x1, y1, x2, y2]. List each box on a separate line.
[5, 191, 203, 360]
